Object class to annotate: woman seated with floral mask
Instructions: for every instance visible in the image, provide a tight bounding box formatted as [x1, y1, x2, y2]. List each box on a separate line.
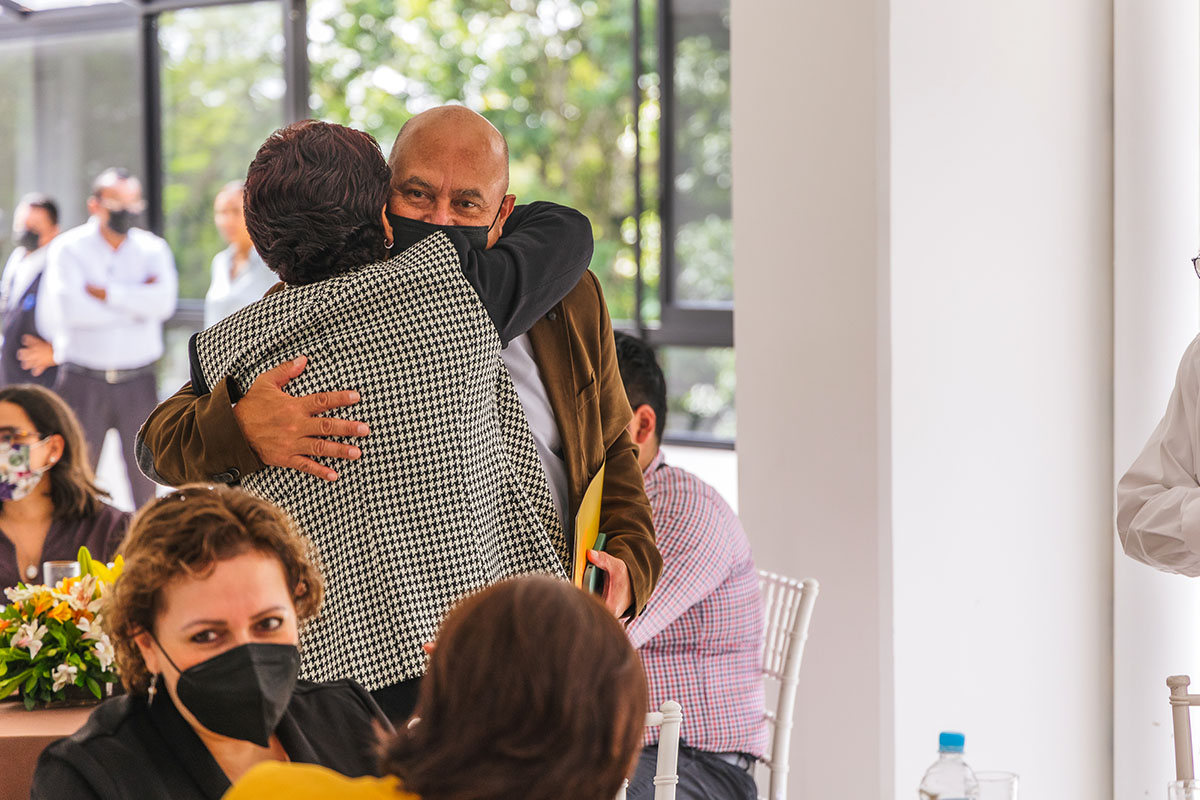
[223, 575, 647, 800]
[31, 484, 391, 800]
[0, 384, 128, 591]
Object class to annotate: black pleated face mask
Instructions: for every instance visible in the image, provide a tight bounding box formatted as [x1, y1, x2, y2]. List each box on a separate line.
[386, 203, 503, 254]
[153, 639, 300, 748]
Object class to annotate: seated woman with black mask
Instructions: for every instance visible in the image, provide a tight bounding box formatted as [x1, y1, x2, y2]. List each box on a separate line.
[30, 484, 391, 800]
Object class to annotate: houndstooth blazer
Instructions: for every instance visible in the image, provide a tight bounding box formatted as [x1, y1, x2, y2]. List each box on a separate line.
[189, 233, 568, 690]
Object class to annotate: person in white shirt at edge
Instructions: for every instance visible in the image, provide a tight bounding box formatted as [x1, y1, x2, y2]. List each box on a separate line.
[0, 193, 60, 389]
[1117, 328, 1200, 574]
[39, 168, 178, 509]
[204, 181, 276, 328]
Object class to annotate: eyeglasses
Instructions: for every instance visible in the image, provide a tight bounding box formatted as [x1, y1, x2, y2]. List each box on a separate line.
[97, 199, 146, 215]
[0, 427, 43, 447]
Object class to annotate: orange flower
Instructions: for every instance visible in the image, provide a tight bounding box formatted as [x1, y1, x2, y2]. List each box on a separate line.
[48, 601, 73, 623]
[30, 593, 53, 617]
[0, 619, 11, 634]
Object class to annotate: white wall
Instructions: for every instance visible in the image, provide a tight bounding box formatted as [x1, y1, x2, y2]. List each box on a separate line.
[733, 0, 892, 797]
[736, 1, 1116, 797]
[1113, 1, 1200, 795]
[890, 3, 1113, 797]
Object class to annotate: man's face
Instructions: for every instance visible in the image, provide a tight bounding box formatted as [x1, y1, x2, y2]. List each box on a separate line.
[89, 179, 145, 236]
[12, 205, 54, 250]
[388, 132, 515, 249]
[213, 188, 251, 249]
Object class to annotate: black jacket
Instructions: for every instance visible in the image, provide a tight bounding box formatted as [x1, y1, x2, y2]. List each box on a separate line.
[30, 680, 390, 800]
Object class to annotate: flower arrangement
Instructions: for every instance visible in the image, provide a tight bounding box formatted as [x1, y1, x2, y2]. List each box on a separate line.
[0, 546, 123, 709]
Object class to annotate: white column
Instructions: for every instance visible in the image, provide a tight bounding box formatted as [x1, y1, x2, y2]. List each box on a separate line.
[732, 0, 892, 797]
[1113, 1, 1200, 796]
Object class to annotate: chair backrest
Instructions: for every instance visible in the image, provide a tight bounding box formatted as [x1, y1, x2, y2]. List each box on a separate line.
[757, 572, 820, 800]
[1169, 675, 1200, 780]
[614, 700, 683, 800]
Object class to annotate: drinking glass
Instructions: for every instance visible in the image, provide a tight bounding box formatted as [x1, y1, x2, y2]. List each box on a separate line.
[42, 560, 81, 586]
[1170, 779, 1200, 800]
[976, 771, 1018, 800]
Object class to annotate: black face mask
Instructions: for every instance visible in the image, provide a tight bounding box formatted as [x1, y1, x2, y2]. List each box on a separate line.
[17, 229, 39, 252]
[386, 205, 503, 254]
[105, 209, 138, 236]
[153, 639, 300, 747]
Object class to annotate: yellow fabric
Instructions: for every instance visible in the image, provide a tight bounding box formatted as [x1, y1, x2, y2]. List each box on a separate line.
[222, 762, 416, 800]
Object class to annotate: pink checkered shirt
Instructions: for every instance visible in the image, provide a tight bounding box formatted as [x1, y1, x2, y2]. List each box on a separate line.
[627, 451, 767, 757]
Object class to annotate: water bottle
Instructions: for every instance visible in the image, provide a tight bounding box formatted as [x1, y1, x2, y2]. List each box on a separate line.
[918, 731, 979, 800]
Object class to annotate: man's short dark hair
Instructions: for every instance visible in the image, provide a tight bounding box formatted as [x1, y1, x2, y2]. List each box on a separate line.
[243, 120, 392, 285]
[20, 193, 58, 226]
[613, 331, 667, 441]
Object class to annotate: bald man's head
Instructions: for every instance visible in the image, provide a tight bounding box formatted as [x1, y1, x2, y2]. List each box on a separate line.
[385, 105, 516, 249]
[389, 106, 509, 184]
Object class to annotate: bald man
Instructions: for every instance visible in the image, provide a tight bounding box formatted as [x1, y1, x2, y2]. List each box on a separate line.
[137, 108, 659, 720]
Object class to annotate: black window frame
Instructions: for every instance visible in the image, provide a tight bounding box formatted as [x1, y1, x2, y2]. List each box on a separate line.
[1, 0, 733, 447]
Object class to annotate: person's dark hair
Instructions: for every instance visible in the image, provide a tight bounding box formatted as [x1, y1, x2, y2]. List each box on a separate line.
[0, 385, 106, 519]
[90, 167, 135, 198]
[613, 331, 667, 441]
[109, 484, 324, 694]
[382, 576, 647, 800]
[20, 193, 58, 226]
[244, 119, 392, 285]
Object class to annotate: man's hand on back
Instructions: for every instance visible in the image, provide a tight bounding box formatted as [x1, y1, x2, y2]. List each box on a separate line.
[233, 355, 369, 482]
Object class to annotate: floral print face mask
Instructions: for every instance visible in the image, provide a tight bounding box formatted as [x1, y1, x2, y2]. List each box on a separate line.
[0, 440, 50, 502]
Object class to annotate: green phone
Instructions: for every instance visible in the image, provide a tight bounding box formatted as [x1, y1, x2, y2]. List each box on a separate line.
[583, 532, 608, 595]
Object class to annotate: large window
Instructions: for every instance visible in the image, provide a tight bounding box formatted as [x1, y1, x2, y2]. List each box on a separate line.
[0, 0, 733, 443]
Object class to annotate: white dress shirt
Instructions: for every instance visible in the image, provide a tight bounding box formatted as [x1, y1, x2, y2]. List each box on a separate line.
[1118, 333, 1200, 575]
[501, 333, 570, 529]
[203, 246, 276, 328]
[39, 218, 178, 370]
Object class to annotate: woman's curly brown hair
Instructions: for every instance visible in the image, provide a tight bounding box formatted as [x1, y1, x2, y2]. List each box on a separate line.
[243, 119, 392, 285]
[108, 484, 323, 693]
[382, 576, 647, 800]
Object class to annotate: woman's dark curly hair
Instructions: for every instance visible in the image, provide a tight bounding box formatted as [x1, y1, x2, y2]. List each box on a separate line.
[243, 119, 392, 285]
[382, 576, 647, 800]
[109, 484, 324, 693]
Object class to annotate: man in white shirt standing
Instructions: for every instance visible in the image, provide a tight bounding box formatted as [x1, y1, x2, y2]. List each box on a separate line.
[1, 193, 60, 388]
[41, 168, 177, 507]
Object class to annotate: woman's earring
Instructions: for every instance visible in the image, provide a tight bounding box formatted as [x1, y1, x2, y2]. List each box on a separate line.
[147, 673, 158, 700]
[385, 238, 394, 250]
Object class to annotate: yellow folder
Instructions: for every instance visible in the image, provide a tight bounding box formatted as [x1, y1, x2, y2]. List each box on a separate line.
[572, 461, 606, 588]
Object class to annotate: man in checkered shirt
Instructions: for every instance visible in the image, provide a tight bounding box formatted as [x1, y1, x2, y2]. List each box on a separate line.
[615, 332, 766, 800]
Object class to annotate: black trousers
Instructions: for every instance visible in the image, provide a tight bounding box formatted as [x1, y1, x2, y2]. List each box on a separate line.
[627, 745, 758, 800]
[54, 368, 158, 509]
[370, 676, 423, 724]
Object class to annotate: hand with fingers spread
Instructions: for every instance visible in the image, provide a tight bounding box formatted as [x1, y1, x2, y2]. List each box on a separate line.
[232, 355, 369, 482]
[585, 548, 632, 619]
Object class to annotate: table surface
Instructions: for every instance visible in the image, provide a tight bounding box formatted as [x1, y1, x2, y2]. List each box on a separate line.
[0, 699, 92, 800]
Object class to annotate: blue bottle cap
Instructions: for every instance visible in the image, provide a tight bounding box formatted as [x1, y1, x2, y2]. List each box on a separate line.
[938, 732, 965, 753]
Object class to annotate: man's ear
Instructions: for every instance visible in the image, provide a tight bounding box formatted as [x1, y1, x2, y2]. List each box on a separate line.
[86, 196, 100, 217]
[629, 404, 657, 448]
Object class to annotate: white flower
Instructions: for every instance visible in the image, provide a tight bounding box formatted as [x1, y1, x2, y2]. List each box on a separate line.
[51, 575, 97, 611]
[4, 585, 38, 604]
[77, 614, 105, 641]
[51, 663, 78, 692]
[92, 634, 115, 671]
[13, 621, 47, 658]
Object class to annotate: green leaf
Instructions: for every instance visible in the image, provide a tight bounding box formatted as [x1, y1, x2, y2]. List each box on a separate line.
[22, 693, 34, 710]
[85, 677, 101, 699]
[23, 671, 36, 692]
